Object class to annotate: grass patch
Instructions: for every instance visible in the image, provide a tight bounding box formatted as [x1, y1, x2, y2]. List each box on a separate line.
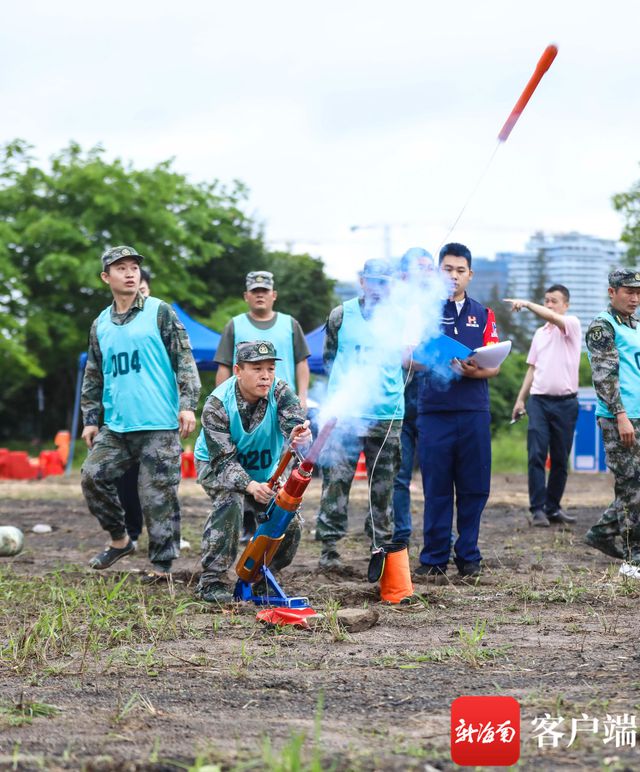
[0, 568, 201, 673]
[373, 620, 510, 669]
[0, 695, 60, 726]
[492, 422, 527, 473]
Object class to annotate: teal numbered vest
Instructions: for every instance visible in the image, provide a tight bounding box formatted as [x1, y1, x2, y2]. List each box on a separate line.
[590, 311, 640, 419]
[233, 312, 296, 387]
[194, 377, 283, 481]
[96, 296, 179, 432]
[327, 297, 405, 421]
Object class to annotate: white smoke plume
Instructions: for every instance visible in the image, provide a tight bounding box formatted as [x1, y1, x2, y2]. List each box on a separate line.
[316, 269, 452, 430]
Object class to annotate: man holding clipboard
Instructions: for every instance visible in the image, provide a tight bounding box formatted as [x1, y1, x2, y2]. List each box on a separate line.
[413, 243, 504, 581]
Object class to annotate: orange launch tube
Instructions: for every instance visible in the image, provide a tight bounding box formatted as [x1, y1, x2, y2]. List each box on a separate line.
[498, 44, 558, 142]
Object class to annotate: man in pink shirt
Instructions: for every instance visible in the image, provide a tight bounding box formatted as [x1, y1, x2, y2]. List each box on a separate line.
[504, 285, 582, 527]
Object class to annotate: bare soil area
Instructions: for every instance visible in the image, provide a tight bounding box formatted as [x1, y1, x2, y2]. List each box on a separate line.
[1, 472, 639, 771]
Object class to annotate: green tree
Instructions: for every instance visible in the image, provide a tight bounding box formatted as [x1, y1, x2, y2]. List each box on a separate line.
[489, 351, 527, 435]
[0, 140, 335, 440]
[613, 171, 640, 263]
[263, 251, 337, 331]
[488, 284, 530, 353]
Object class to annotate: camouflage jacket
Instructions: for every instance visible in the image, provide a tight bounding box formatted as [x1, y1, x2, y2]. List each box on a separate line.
[585, 304, 639, 416]
[323, 300, 402, 439]
[81, 293, 201, 426]
[201, 379, 305, 492]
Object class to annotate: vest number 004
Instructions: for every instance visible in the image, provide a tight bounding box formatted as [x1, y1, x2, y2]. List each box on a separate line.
[110, 350, 141, 377]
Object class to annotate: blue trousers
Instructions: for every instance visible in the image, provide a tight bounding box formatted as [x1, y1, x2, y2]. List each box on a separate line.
[417, 411, 491, 568]
[527, 395, 578, 513]
[392, 378, 419, 543]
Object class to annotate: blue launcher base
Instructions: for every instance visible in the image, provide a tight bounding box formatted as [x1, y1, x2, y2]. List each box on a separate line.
[233, 566, 309, 608]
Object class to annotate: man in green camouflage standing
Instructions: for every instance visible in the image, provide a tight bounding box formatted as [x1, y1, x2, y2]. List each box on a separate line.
[315, 259, 404, 569]
[81, 246, 200, 577]
[585, 268, 640, 577]
[193, 341, 311, 603]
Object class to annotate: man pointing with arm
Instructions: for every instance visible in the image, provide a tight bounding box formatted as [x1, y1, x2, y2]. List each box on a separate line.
[504, 284, 581, 527]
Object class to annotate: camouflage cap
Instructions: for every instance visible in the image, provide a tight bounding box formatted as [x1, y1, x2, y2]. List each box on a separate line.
[399, 246, 434, 274]
[608, 267, 640, 289]
[101, 245, 144, 270]
[246, 271, 274, 291]
[236, 340, 281, 363]
[360, 258, 392, 281]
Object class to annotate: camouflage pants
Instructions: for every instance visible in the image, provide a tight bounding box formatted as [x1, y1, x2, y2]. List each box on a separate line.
[315, 426, 401, 546]
[81, 428, 181, 568]
[195, 459, 301, 588]
[593, 417, 640, 561]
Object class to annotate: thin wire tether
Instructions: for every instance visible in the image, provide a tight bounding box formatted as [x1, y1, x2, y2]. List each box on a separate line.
[437, 140, 502, 253]
[367, 359, 413, 551]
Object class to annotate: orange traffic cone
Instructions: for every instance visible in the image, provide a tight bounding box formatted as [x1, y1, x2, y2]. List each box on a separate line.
[380, 544, 414, 603]
[354, 452, 367, 481]
[54, 430, 71, 466]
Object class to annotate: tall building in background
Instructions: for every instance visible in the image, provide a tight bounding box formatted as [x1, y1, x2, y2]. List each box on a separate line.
[469, 257, 508, 305]
[498, 232, 626, 343]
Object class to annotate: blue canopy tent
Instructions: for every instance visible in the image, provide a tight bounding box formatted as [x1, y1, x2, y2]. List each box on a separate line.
[66, 306, 325, 473]
[305, 324, 325, 376]
[171, 303, 221, 371]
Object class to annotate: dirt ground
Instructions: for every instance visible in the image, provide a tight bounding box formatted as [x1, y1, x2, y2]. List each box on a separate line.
[1, 472, 640, 771]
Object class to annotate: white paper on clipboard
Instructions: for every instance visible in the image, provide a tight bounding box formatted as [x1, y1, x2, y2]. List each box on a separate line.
[452, 340, 512, 374]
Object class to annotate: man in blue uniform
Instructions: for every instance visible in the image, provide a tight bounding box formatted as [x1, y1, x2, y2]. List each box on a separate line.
[194, 341, 311, 602]
[416, 243, 500, 580]
[81, 246, 200, 577]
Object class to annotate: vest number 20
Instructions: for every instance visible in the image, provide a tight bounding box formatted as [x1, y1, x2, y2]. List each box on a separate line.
[110, 350, 141, 377]
[238, 449, 272, 471]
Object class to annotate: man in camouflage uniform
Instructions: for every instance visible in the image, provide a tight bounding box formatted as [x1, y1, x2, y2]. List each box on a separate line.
[194, 340, 311, 603]
[315, 259, 404, 569]
[585, 268, 640, 576]
[81, 246, 200, 577]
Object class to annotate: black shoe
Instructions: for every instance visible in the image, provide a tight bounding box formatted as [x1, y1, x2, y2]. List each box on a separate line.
[239, 528, 254, 545]
[458, 561, 482, 579]
[414, 564, 448, 583]
[89, 540, 136, 569]
[584, 530, 623, 560]
[530, 509, 550, 528]
[547, 508, 577, 525]
[196, 581, 234, 603]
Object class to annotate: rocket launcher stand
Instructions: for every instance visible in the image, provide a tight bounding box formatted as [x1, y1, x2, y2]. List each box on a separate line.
[234, 566, 309, 608]
[233, 418, 337, 607]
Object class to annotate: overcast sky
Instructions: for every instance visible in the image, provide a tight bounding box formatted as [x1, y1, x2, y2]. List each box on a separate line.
[3, 0, 639, 279]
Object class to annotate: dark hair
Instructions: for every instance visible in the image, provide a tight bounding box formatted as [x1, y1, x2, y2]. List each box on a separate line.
[438, 242, 472, 267]
[546, 284, 569, 302]
[140, 267, 151, 286]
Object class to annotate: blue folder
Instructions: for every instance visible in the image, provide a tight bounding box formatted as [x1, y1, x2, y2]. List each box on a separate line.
[412, 334, 472, 369]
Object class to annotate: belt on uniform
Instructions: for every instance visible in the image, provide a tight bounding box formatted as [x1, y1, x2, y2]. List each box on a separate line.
[533, 393, 578, 401]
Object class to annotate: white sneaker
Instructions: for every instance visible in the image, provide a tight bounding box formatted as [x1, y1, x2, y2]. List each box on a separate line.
[179, 538, 191, 550]
[619, 562, 640, 579]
